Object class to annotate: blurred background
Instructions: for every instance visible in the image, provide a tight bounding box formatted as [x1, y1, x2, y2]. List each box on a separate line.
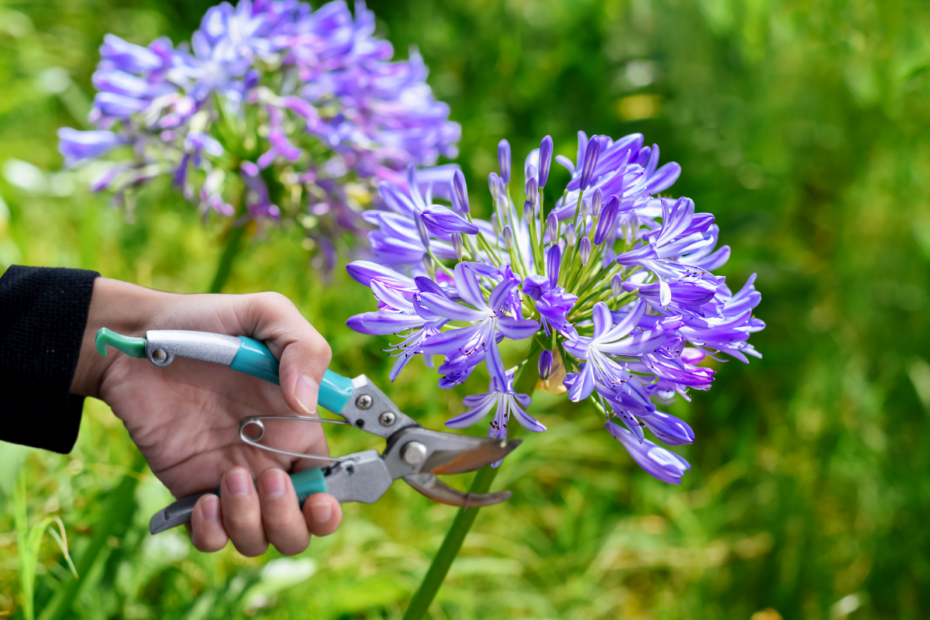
[1, 0, 928, 618]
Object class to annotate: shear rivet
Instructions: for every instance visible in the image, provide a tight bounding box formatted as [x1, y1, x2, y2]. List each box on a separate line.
[152, 348, 167, 363]
[379, 412, 396, 427]
[401, 441, 428, 466]
[356, 395, 373, 410]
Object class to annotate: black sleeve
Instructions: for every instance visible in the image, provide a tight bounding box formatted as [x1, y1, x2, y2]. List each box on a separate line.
[0, 265, 99, 453]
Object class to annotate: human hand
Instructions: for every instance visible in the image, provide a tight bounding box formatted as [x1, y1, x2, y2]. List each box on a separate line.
[70, 278, 343, 556]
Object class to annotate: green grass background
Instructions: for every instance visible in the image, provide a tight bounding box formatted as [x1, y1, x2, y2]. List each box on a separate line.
[0, 0, 929, 617]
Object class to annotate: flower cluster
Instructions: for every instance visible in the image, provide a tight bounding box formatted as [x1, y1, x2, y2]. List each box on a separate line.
[347, 132, 764, 483]
[58, 0, 459, 267]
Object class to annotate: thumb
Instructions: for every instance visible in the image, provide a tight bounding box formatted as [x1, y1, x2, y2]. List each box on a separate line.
[238, 292, 332, 416]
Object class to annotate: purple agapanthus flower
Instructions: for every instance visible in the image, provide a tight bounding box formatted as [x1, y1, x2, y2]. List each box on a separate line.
[57, 0, 459, 269]
[346, 130, 764, 484]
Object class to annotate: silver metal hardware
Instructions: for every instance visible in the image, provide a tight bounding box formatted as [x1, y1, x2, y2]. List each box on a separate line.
[238, 415, 348, 462]
[323, 451, 393, 504]
[338, 376, 417, 439]
[145, 330, 242, 367]
[401, 441, 428, 466]
[378, 412, 396, 427]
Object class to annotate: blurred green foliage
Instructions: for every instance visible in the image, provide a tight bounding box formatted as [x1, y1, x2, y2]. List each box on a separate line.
[1, 0, 929, 618]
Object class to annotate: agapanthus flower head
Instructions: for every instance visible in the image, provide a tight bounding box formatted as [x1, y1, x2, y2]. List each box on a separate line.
[347, 130, 764, 484]
[58, 0, 460, 268]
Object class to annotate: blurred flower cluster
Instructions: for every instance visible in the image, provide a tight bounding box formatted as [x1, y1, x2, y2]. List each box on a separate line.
[347, 132, 764, 483]
[58, 0, 459, 268]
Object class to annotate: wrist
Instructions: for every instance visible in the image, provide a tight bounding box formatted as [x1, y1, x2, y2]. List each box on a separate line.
[70, 278, 168, 398]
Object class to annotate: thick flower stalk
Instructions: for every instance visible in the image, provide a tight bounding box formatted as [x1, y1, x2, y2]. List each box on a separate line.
[348, 132, 764, 483]
[57, 0, 460, 270]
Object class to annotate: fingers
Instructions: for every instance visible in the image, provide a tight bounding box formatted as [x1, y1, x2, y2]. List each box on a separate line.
[221, 467, 268, 557]
[190, 494, 228, 552]
[200, 468, 341, 557]
[303, 493, 343, 537]
[257, 469, 309, 555]
[238, 292, 332, 416]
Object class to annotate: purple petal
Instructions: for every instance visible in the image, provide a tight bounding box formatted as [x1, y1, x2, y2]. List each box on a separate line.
[488, 278, 518, 313]
[647, 162, 681, 194]
[454, 263, 488, 310]
[497, 316, 539, 340]
[512, 405, 547, 432]
[592, 302, 612, 339]
[420, 323, 483, 355]
[640, 411, 695, 446]
[446, 395, 496, 428]
[347, 311, 423, 335]
[419, 292, 486, 322]
[606, 421, 690, 484]
[422, 205, 479, 235]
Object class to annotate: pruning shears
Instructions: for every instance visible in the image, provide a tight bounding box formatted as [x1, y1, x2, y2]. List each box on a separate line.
[95, 328, 521, 535]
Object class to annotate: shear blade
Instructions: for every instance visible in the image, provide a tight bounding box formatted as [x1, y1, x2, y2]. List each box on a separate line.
[422, 438, 522, 476]
[403, 473, 512, 507]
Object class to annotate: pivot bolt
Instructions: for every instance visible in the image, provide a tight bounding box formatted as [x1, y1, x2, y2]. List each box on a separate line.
[378, 412, 396, 427]
[356, 394, 373, 410]
[401, 441, 428, 466]
[152, 349, 168, 363]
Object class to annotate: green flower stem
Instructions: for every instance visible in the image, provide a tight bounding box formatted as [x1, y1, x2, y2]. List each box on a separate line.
[209, 183, 259, 294]
[403, 339, 542, 620]
[209, 221, 247, 294]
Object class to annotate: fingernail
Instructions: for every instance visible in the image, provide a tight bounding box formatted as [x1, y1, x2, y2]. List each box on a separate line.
[227, 469, 251, 497]
[202, 495, 219, 521]
[261, 469, 286, 499]
[309, 500, 333, 524]
[295, 375, 319, 415]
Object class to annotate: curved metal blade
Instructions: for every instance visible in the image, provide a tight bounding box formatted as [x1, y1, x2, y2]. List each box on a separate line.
[403, 473, 512, 507]
[421, 438, 522, 476]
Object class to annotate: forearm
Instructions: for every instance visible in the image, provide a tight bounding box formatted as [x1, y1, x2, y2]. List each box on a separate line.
[0, 265, 99, 453]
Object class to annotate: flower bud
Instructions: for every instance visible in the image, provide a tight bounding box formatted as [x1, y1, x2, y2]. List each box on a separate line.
[498, 139, 511, 184]
[491, 213, 501, 239]
[538, 135, 553, 188]
[594, 196, 620, 245]
[547, 244, 561, 287]
[538, 350, 553, 381]
[525, 163, 537, 188]
[611, 273, 623, 298]
[546, 212, 558, 241]
[503, 225, 514, 250]
[580, 237, 591, 265]
[580, 198, 590, 220]
[579, 135, 601, 190]
[423, 253, 435, 279]
[453, 169, 470, 214]
[525, 177, 538, 204]
[488, 172, 502, 199]
[524, 200, 534, 223]
[452, 232, 464, 260]
[414, 211, 430, 248]
[565, 223, 577, 247]
[591, 188, 603, 217]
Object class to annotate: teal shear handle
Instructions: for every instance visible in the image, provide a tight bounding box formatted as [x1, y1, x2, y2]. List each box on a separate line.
[95, 328, 356, 415]
[230, 336, 354, 414]
[95, 328, 356, 507]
